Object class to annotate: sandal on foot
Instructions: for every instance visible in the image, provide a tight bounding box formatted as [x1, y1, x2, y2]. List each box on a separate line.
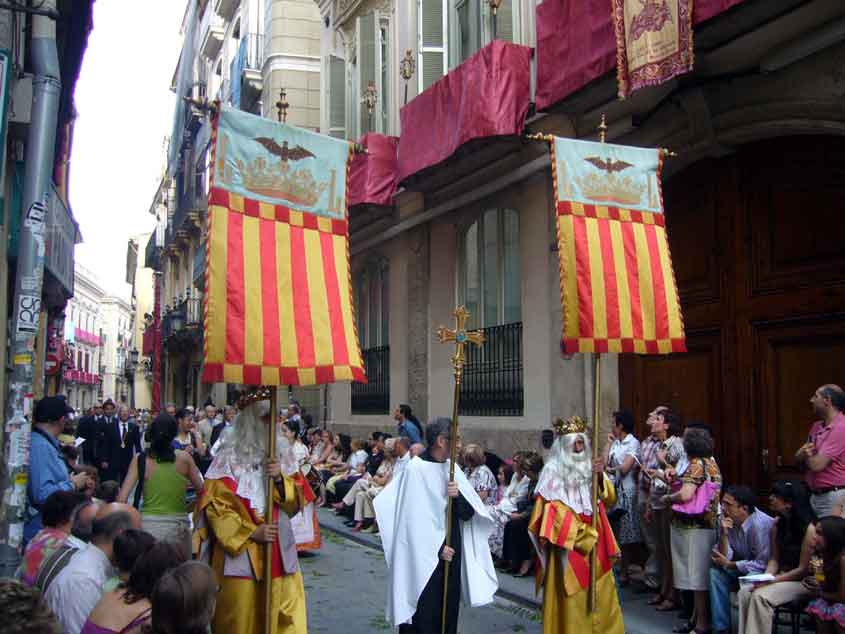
[656, 600, 678, 612]
[647, 595, 665, 606]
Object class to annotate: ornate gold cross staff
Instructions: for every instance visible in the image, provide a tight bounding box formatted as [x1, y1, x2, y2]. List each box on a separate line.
[436, 306, 485, 634]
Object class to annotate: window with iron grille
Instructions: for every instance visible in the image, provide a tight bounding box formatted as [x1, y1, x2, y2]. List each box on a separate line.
[352, 259, 390, 415]
[458, 208, 523, 416]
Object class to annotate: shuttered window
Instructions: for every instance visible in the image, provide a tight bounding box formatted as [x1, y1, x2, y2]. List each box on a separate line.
[357, 13, 377, 135]
[328, 55, 346, 139]
[494, 0, 515, 42]
[418, 0, 447, 92]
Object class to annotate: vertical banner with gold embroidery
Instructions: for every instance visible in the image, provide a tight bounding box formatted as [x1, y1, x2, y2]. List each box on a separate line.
[613, 0, 694, 98]
[202, 105, 366, 386]
[551, 137, 685, 354]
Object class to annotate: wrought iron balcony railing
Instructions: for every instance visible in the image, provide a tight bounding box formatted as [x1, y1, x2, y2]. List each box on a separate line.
[459, 321, 523, 416]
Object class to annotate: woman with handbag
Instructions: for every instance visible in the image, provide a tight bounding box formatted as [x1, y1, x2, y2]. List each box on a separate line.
[117, 414, 204, 558]
[603, 410, 642, 585]
[660, 426, 722, 634]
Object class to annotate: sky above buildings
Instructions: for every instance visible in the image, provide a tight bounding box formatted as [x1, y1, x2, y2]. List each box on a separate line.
[69, 1, 185, 299]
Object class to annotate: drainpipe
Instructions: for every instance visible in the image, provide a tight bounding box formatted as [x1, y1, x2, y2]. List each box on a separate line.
[0, 0, 61, 576]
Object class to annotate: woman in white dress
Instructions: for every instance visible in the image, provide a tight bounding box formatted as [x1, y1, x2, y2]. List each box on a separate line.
[280, 421, 322, 551]
[489, 451, 530, 559]
[463, 444, 497, 508]
[603, 410, 642, 584]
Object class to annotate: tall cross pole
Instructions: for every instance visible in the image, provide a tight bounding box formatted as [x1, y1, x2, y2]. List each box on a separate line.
[436, 306, 484, 634]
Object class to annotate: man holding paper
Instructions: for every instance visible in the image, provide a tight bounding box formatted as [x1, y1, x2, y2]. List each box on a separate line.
[709, 485, 776, 634]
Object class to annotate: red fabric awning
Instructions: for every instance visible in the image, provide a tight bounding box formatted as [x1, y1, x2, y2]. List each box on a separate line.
[142, 328, 154, 357]
[348, 133, 399, 208]
[397, 40, 532, 184]
[535, 0, 746, 111]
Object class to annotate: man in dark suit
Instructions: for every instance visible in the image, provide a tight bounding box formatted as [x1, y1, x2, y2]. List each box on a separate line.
[209, 405, 238, 452]
[98, 402, 142, 483]
[75, 401, 104, 465]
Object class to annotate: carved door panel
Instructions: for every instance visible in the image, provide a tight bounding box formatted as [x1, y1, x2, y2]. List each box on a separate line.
[621, 136, 845, 491]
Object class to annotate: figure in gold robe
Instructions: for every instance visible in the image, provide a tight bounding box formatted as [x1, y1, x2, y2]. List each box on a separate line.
[527, 417, 625, 634]
[195, 398, 308, 634]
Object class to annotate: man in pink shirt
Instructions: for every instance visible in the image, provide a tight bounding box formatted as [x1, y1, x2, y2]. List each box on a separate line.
[796, 384, 845, 517]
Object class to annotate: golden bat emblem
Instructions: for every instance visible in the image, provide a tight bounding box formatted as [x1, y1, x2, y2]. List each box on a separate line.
[253, 137, 315, 162]
[584, 156, 634, 173]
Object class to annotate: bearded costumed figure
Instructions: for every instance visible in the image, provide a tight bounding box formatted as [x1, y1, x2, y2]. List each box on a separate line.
[195, 394, 308, 634]
[527, 416, 624, 634]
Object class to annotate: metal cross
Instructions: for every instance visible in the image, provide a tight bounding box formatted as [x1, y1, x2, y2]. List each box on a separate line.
[436, 306, 485, 384]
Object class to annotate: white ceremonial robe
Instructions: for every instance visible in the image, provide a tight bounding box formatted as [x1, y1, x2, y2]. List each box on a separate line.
[374, 456, 498, 627]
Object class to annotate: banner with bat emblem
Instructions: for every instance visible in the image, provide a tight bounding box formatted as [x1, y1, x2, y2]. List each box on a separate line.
[551, 137, 686, 354]
[202, 105, 366, 386]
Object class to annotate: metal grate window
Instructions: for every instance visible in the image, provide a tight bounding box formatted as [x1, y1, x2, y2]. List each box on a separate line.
[459, 322, 523, 416]
[352, 346, 390, 415]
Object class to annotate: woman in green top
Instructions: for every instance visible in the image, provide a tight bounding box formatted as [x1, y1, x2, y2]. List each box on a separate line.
[118, 414, 203, 558]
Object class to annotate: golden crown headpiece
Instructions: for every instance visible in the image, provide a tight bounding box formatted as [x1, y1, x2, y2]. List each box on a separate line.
[236, 386, 273, 411]
[552, 415, 587, 436]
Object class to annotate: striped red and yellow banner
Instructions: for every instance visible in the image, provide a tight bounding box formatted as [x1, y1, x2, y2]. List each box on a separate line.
[551, 137, 685, 355]
[202, 106, 366, 386]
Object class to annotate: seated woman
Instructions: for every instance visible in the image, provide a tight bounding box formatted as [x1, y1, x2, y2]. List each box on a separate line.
[345, 439, 397, 533]
[494, 463, 514, 506]
[464, 444, 498, 508]
[489, 452, 531, 559]
[81, 542, 185, 634]
[311, 430, 336, 467]
[806, 516, 845, 634]
[145, 561, 218, 634]
[738, 480, 817, 634]
[500, 452, 544, 576]
[318, 434, 350, 485]
[104, 529, 155, 592]
[325, 438, 368, 503]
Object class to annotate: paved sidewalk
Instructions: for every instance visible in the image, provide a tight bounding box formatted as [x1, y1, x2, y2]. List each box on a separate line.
[315, 507, 679, 634]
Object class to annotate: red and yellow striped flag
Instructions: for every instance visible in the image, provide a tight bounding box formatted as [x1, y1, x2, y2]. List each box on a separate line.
[202, 106, 366, 386]
[551, 137, 685, 354]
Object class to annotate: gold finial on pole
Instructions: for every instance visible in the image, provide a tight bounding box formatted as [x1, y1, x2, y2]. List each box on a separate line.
[275, 88, 289, 123]
[525, 132, 555, 142]
[436, 306, 485, 634]
[598, 113, 608, 144]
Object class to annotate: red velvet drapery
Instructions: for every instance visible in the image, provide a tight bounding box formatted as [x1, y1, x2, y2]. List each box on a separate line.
[535, 0, 746, 111]
[397, 40, 532, 184]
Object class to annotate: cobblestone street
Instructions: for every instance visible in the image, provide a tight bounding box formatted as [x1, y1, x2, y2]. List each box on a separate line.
[302, 527, 542, 633]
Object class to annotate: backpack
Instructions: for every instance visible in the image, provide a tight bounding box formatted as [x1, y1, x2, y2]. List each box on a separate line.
[35, 543, 79, 593]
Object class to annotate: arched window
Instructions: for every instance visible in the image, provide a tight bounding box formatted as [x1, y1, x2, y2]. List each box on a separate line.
[459, 208, 521, 329]
[352, 258, 389, 415]
[458, 208, 523, 416]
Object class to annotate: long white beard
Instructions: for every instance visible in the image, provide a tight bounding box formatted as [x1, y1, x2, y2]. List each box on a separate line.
[550, 433, 592, 485]
[535, 432, 595, 514]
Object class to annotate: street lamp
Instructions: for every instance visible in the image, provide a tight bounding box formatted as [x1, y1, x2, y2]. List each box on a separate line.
[487, 0, 504, 39]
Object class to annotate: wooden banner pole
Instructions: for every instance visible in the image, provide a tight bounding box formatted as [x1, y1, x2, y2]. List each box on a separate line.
[264, 389, 278, 634]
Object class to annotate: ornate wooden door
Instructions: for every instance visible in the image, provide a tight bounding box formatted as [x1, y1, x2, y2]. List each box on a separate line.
[620, 136, 845, 490]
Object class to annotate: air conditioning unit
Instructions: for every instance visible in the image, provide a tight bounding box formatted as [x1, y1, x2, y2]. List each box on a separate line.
[9, 74, 33, 124]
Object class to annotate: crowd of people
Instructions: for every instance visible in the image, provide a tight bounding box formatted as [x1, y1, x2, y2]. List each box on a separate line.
[595, 384, 845, 634]
[10, 383, 845, 634]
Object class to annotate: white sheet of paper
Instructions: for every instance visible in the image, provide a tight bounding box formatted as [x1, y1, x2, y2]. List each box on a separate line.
[74, 437, 85, 447]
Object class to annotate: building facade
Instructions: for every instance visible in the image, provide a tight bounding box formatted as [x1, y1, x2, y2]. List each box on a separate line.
[63, 265, 105, 412]
[99, 296, 134, 405]
[0, 3, 92, 418]
[126, 233, 154, 409]
[145, 0, 324, 412]
[316, 0, 845, 491]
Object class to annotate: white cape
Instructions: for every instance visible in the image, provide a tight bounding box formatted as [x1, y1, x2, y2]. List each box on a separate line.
[374, 456, 498, 627]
